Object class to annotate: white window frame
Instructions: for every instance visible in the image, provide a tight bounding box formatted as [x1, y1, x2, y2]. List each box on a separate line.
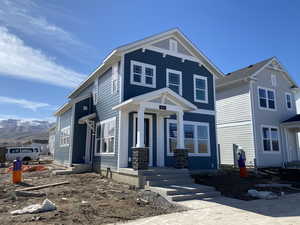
[258, 86, 277, 111]
[130, 60, 156, 88]
[167, 119, 211, 157]
[285, 93, 293, 110]
[95, 117, 116, 156]
[271, 74, 277, 87]
[261, 125, 281, 154]
[193, 75, 208, 103]
[169, 39, 178, 52]
[60, 126, 70, 147]
[111, 63, 119, 94]
[166, 68, 182, 95]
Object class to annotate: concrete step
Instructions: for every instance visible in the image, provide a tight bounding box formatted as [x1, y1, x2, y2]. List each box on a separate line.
[141, 168, 190, 176]
[52, 164, 91, 175]
[170, 191, 221, 202]
[147, 178, 194, 186]
[145, 173, 192, 181]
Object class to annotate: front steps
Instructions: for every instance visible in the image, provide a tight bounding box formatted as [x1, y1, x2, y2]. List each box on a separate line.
[143, 168, 220, 202]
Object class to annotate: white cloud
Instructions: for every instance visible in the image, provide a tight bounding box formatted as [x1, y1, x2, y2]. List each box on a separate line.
[0, 26, 85, 88]
[0, 96, 53, 111]
[0, 0, 96, 62]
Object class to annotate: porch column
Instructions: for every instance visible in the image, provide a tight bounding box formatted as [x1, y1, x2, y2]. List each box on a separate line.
[176, 110, 184, 149]
[136, 106, 145, 148]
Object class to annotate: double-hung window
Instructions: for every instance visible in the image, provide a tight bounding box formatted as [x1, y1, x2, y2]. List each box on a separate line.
[166, 69, 182, 95]
[285, 93, 292, 110]
[258, 87, 276, 110]
[193, 75, 208, 103]
[130, 60, 156, 88]
[262, 126, 280, 152]
[111, 62, 119, 94]
[60, 126, 70, 147]
[167, 121, 210, 156]
[99, 117, 116, 154]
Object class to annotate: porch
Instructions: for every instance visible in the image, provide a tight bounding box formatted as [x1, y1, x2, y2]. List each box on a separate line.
[281, 115, 300, 165]
[113, 88, 198, 170]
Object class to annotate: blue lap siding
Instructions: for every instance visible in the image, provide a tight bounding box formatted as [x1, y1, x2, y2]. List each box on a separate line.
[93, 68, 120, 171]
[123, 48, 215, 110]
[54, 108, 73, 165]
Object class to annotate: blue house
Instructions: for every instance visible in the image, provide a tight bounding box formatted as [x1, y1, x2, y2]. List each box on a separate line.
[54, 29, 223, 186]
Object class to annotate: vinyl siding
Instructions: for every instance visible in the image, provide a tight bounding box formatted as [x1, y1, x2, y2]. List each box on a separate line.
[216, 82, 251, 125]
[252, 67, 297, 167]
[218, 123, 255, 166]
[93, 67, 120, 171]
[54, 108, 73, 165]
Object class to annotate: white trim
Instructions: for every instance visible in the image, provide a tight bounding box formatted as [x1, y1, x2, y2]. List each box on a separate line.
[130, 60, 156, 88]
[157, 115, 165, 167]
[166, 68, 182, 95]
[69, 106, 75, 166]
[190, 109, 215, 115]
[85, 126, 92, 164]
[133, 114, 153, 166]
[193, 74, 208, 103]
[94, 122, 101, 156]
[250, 81, 259, 167]
[120, 54, 125, 102]
[118, 110, 129, 169]
[257, 86, 277, 111]
[167, 119, 211, 157]
[261, 125, 281, 154]
[217, 121, 252, 128]
[285, 92, 293, 110]
[213, 76, 219, 169]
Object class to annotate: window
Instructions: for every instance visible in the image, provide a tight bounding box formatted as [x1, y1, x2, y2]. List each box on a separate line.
[271, 74, 277, 87]
[193, 75, 208, 103]
[262, 126, 280, 152]
[258, 87, 276, 110]
[169, 39, 178, 52]
[60, 126, 70, 147]
[166, 69, 182, 95]
[93, 79, 98, 105]
[10, 148, 20, 153]
[21, 148, 33, 153]
[111, 63, 119, 94]
[130, 60, 156, 88]
[95, 117, 116, 155]
[286, 93, 292, 110]
[167, 120, 210, 156]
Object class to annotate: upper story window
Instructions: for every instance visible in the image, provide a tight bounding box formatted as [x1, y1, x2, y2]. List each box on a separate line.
[271, 74, 277, 87]
[60, 126, 70, 147]
[262, 126, 280, 152]
[111, 63, 119, 94]
[166, 69, 182, 95]
[169, 39, 178, 52]
[130, 60, 156, 88]
[258, 87, 276, 110]
[193, 75, 208, 103]
[285, 93, 293, 110]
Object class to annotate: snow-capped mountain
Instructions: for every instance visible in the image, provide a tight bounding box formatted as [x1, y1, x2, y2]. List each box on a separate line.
[0, 119, 54, 141]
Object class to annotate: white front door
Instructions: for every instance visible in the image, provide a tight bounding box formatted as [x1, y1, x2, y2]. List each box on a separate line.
[133, 114, 153, 167]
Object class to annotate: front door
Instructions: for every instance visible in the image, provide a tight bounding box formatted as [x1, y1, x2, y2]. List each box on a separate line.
[133, 114, 153, 166]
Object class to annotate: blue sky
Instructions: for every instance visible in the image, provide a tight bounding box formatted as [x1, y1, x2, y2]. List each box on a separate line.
[0, 0, 299, 121]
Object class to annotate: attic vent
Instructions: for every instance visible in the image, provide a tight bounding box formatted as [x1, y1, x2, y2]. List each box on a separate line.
[248, 65, 253, 68]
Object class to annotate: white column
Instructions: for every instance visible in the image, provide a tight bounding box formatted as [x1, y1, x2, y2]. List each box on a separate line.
[136, 106, 145, 148]
[176, 111, 184, 149]
[157, 115, 165, 167]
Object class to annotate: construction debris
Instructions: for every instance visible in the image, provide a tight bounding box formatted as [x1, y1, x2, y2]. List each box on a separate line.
[10, 199, 56, 215]
[15, 191, 46, 197]
[16, 181, 69, 192]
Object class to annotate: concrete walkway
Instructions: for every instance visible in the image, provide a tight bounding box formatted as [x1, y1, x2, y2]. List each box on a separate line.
[111, 193, 300, 225]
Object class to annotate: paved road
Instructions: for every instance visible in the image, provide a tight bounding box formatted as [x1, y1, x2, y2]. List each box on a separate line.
[111, 193, 300, 225]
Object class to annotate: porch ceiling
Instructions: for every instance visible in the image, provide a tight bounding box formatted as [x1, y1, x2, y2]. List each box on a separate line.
[281, 115, 300, 129]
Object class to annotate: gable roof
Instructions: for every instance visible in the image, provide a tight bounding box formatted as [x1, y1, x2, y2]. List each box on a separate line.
[68, 28, 223, 99]
[216, 57, 298, 88]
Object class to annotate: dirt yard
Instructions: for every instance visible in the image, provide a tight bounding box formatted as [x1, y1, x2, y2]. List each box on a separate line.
[0, 163, 184, 225]
[192, 168, 300, 201]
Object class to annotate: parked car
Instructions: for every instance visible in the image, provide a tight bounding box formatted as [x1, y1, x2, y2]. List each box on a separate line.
[6, 147, 40, 163]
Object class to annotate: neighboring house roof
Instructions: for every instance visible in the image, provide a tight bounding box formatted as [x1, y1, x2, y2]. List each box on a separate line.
[216, 57, 298, 88]
[68, 28, 224, 99]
